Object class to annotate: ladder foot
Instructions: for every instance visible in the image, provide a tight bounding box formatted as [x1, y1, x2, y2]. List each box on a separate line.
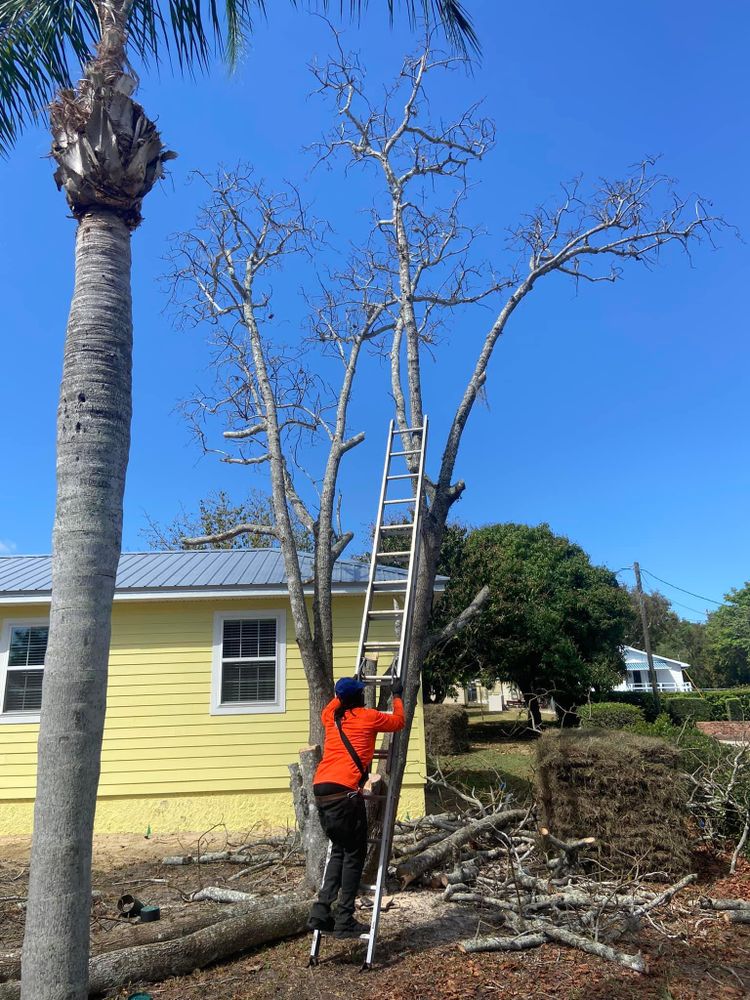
[307, 957, 319, 968]
[360, 962, 373, 972]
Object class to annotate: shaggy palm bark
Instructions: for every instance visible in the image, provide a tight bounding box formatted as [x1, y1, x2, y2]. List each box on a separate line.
[21, 7, 173, 998]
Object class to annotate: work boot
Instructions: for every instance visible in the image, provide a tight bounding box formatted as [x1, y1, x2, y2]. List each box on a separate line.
[334, 917, 370, 939]
[307, 901, 335, 932]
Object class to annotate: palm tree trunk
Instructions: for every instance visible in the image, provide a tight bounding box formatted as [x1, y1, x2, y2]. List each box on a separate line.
[21, 208, 132, 1000]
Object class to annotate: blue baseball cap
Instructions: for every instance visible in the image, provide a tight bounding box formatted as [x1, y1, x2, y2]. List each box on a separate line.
[335, 676, 365, 699]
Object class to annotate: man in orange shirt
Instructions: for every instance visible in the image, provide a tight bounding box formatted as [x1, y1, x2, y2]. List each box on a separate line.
[307, 674, 405, 938]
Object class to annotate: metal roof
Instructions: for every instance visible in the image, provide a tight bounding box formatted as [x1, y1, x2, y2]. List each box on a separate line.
[0, 549, 433, 601]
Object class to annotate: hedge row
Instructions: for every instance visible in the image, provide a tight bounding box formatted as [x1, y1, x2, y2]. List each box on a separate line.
[579, 702, 645, 730]
[591, 689, 750, 724]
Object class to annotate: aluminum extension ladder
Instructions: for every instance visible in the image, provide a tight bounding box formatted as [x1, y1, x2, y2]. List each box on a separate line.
[309, 416, 428, 970]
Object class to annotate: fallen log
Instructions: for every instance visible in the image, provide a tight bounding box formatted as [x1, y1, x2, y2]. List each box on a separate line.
[395, 808, 526, 885]
[0, 897, 310, 1000]
[541, 925, 646, 973]
[725, 910, 750, 925]
[0, 903, 242, 984]
[460, 932, 546, 953]
[162, 851, 253, 865]
[190, 887, 293, 906]
[639, 873, 696, 914]
[699, 896, 750, 912]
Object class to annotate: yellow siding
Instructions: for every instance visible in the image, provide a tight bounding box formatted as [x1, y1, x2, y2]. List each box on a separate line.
[0, 596, 426, 834]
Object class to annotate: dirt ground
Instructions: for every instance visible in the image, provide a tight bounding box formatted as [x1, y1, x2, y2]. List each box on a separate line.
[2, 833, 750, 1000]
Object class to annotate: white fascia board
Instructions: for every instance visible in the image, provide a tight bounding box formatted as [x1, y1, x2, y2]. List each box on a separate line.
[0, 579, 446, 605]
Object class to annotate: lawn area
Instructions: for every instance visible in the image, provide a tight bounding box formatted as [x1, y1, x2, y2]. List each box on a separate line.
[428, 711, 544, 806]
[436, 740, 535, 801]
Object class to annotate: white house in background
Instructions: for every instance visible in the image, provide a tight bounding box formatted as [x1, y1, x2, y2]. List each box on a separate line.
[448, 680, 524, 712]
[615, 645, 693, 693]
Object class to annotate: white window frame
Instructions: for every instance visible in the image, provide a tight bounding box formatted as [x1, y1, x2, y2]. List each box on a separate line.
[0, 617, 49, 724]
[210, 609, 286, 716]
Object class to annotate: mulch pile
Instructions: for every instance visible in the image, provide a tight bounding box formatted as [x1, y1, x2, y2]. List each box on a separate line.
[536, 729, 693, 876]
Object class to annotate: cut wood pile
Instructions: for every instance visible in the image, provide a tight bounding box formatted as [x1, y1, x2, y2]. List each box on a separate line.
[393, 779, 697, 975]
[536, 729, 693, 876]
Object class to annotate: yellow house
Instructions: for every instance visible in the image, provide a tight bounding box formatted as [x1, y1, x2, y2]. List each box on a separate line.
[0, 550, 427, 835]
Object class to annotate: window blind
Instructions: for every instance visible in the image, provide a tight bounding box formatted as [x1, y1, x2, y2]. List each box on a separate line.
[221, 618, 277, 704]
[4, 625, 48, 712]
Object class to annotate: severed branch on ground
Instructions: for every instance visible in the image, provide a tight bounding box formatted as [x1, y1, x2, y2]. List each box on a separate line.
[387, 782, 700, 975]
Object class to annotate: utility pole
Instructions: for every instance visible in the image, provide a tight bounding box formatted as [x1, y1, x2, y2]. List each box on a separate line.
[633, 562, 661, 712]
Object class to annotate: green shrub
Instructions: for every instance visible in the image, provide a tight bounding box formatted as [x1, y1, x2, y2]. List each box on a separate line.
[578, 701, 645, 730]
[725, 697, 744, 721]
[691, 691, 750, 721]
[425, 703, 470, 755]
[666, 697, 713, 724]
[590, 689, 660, 721]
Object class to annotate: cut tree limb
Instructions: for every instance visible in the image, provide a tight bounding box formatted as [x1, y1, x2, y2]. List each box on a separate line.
[541, 925, 647, 973]
[395, 808, 526, 885]
[460, 933, 546, 953]
[422, 585, 490, 656]
[700, 896, 750, 912]
[162, 851, 253, 865]
[0, 897, 310, 1000]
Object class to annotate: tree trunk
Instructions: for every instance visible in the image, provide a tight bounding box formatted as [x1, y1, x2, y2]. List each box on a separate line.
[289, 745, 328, 889]
[20, 209, 133, 1000]
[525, 693, 543, 730]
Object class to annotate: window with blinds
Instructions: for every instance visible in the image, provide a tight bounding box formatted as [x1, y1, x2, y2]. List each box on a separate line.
[3, 625, 48, 713]
[220, 618, 277, 705]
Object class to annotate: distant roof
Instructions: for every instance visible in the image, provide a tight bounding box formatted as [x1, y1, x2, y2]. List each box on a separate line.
[0, 549, 442, 603]
[623, 645, 689, 669]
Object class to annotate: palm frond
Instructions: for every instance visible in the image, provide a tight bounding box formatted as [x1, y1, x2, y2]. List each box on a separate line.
[349, 0, 479, 54]
[0, 0, 477, 154]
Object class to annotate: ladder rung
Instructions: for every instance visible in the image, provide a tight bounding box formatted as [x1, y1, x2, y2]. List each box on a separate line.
[367, 837, 382, 844]
[376, 550, 410, 558]
[364, 641, 400, 647]
[390, 449, 421, 457]
[372, 580, 407, 588]
[383, 497, 417, 505]
[372, 749, 389, 758]
[362, 793, 388, 801]
[392, 427, 423, 434]
[379, 524, 412, 531]
[386, 473, 416, 481]
[361, 675, 396, 684]
[367, 609, 404, 617]
[360, 883, 378, 891]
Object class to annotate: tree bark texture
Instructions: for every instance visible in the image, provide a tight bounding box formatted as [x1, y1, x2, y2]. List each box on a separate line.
[289, 745, 328, 888]
[21, 209, 133, 1000]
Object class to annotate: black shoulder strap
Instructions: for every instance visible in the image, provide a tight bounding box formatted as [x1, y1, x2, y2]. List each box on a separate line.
[335, 712, 369, 789]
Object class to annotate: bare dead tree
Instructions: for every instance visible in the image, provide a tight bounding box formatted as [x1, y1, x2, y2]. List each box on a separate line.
[309, 35, 727, 790]
[168, 37, 726, 871]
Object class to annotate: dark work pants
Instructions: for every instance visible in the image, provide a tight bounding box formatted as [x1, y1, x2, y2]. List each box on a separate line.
[311, 792, 368, 926]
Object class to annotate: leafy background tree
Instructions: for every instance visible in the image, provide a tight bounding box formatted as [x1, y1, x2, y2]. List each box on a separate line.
[425, 523, 634, 721]
[144, 489, 313, 551]
[705, 583, 750, 687]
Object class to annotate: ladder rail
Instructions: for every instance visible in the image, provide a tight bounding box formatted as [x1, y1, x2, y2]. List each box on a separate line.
[353, 420, 395, 677]
[311, 416, 428, 972]
[390, 416, 428, 687]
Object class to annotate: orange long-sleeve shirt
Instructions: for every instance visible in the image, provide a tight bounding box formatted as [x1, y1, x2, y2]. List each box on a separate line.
[313, 696, 405, 791]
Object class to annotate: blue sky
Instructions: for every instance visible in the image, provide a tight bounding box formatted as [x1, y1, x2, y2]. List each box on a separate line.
[0, 0, 747, 620]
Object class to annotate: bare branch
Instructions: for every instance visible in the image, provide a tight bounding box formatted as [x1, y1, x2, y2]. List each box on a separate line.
[423, 585, 490, 655]
[183, 523, 278, 547]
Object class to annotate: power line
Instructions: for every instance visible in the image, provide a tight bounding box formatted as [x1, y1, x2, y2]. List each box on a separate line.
[640, 568, 723, 607]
